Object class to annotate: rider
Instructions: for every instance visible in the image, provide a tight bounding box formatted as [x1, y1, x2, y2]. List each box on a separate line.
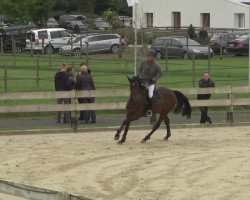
[138, 49, 163, 117]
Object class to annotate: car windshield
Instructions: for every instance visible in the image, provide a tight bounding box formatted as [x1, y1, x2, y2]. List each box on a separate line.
[211, 35, 220, 40]
[238, 34, 249, 39]
[177, 38, 201, 46]
[73, 35, 90, 43]
[95, 21, 109, 28]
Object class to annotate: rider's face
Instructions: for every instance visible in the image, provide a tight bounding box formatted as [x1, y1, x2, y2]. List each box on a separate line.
[147, 55, 154, 62]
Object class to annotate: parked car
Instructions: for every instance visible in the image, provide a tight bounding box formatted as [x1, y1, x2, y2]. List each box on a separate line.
[210, 34, 239, 54]
[59, 34, 121, 56]
[226, 34, 249, 56]
[65, 21, 88, 33]
[0, 25, 36, 53]
[119, 16, 132, 28]
[47, 18, 59, 28]
[60, 15, 86, 28]
[151, 37, 213, 59]
[25, 28, 73, 54]
[94, 19, 110, 30]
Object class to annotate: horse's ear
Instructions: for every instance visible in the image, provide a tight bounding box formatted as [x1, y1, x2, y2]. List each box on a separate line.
[126, 74, 132, 83]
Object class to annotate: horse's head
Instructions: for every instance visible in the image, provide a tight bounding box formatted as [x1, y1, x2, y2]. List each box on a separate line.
[127, 75, 141, 94]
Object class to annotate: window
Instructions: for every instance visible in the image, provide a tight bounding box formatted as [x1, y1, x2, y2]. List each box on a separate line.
[234, 13, 245, 28]
[154, 39, 165, 45]
[50, 31, 61, 39]
[171, 40, 181, 47]
[60, 30, 70, 37]
[38, 31, 48, 39]
[146, 13, 153, 27]
[88, 36, 98, 42]
[163, 39, 171, 46]
[27, 33, 35, 42]
[172, 12, 181, 29]
[201, 13, 210, 28]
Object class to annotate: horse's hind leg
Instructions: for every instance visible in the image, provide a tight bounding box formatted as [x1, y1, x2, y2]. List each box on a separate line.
[163, 116, 171, 141]
[142, 115, 164, 143]
[114, 120, 127, 140]
[118, 121, 131, 144]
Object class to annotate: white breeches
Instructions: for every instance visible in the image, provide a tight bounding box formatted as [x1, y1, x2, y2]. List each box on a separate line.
[147, 84, 155, 98]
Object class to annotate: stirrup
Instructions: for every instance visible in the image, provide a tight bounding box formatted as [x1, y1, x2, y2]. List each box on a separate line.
[146, 110, 153, 117]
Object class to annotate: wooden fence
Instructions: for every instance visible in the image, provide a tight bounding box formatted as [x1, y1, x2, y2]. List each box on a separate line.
[0, 179, 92, 200]
[1, 86, 250, 128]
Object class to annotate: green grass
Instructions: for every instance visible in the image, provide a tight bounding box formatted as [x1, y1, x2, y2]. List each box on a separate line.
[0, 51, 250, 118]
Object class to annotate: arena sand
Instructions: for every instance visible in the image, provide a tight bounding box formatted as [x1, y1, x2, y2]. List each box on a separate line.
[0, 126, 250, 200]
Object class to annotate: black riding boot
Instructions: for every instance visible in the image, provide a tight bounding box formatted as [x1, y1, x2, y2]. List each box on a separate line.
[146, 98, 153, 117]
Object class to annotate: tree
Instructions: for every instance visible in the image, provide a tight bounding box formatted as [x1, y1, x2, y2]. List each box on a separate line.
[0, 0, 54, 26]
[31, 0, 54, 27]
[110, 0, 131, 16]
[103, 8, 122, 30]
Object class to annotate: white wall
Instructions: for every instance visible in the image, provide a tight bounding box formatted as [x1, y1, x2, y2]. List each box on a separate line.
[136, 0, 250, 29]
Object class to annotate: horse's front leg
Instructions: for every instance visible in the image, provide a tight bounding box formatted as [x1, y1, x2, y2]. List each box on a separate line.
[117, 121, 131, 144]
[114, 120, 127, 140]
[163, 116, 171, 141]
[142, 115, 164, 143]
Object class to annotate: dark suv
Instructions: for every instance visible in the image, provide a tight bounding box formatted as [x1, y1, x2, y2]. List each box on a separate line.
[0, 25, 35, 53]
[151, 37, 212, 59]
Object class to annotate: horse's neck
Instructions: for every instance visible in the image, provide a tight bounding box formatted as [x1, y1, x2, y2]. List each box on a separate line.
[129, 91, 144, 103]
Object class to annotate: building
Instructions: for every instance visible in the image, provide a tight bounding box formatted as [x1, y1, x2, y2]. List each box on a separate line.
[136, 0, 250, 29]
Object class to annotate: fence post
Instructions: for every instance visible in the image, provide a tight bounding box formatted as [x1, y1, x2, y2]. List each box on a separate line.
[192, 54, 196, 87]
[70, 34, 73, 57]
[208, 43, 211, 74]
[42, 38, 45, 55]
[227, 86, 234, 127]
[86, 42, 89, 66]
[12, 38, 16, 67]
[30, 33, 33, 57]
[165, 45, 168, 72]
[0, 37, 3, 54]
[219, 35, 223, 60]
[80, 37, 83, 59]
[36, 54, 40, 87]
[72, 90, 78, 133]
[4, 65, 7, 93]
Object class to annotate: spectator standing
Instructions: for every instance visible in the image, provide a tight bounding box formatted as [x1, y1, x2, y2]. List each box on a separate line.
[66, 66, 76, 89]
[54, 63, 72, 124]
[76, 65, 96, 123]
[199, 27, 208, 46]
[188, 24, 196, 39]
[197, 72, 215, 124]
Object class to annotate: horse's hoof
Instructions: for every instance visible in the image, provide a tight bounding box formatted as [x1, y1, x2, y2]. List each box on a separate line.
[117, 141, 123, 145]
[114, 135, 119, 141]
[141, 139, 146, 143]
[163, 137, 169, 141]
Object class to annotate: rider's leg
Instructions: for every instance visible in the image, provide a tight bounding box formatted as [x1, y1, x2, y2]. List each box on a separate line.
[146, 84, 155, 117]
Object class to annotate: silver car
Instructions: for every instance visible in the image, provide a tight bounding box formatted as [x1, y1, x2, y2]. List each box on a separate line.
[59, 34, 121, 56]
[151, 37, 213, 59]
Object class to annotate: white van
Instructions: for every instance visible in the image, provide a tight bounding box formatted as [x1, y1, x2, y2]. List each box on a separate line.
[25, 28, 72, 53]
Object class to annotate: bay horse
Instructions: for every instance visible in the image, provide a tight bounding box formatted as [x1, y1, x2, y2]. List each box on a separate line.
[114, 76, 192, 144]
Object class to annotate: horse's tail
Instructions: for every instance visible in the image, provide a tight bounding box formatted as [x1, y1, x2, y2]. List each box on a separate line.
[172, 90, 192, 119]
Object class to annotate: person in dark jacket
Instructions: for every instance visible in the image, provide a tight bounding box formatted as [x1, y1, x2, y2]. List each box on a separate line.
[197, 72, 215, 124]
[76, 65, 96, 123]
[188, 24, 196, 39]
[54, 63, 72, 124]
[199, 27, 208, 46]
